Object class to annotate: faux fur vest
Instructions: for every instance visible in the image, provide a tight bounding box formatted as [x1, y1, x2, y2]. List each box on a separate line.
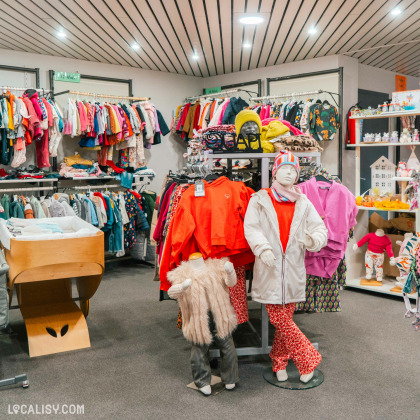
[167, 258, 238, 345]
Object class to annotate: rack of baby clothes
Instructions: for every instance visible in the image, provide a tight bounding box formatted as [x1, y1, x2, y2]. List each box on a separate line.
[0, 86, 63, 169]
[250, 89, 340, 142]
[171, 89, 252, 141]
[295, 165, 358, 312]
[0, 179, 156, 260]
[54, 91, 169, 171]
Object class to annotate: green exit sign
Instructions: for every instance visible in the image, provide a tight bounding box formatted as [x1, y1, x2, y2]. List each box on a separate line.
[205, 86, 221, 94]
[54, 72, 81, 83]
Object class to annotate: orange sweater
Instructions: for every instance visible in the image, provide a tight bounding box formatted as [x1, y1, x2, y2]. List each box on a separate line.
[160, 177, 255, 291]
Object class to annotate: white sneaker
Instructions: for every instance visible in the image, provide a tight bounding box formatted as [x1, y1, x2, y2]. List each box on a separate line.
[276, 369, 288, 382]
[199, 385, 211, 396]
[300, 371, 314, 383]
[366, 274, 372, 280]
[225, 383, 235, 390]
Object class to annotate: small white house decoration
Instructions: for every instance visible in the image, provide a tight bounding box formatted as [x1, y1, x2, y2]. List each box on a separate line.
[370, 156, 396, 195]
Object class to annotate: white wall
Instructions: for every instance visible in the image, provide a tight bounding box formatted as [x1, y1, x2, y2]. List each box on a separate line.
[358, 63, 420, 94]
[0, 49, 203, 191]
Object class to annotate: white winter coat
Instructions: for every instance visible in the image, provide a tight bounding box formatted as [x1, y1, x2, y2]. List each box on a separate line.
[244, 189, 328, 305]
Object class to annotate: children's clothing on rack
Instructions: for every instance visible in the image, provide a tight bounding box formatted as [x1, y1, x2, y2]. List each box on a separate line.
[172, 96, 249, 140]
[250, 95, 340, 141]
[0, 88, 63, 169]
[62, 99, 169, 170]
[0, 188, 156, 257]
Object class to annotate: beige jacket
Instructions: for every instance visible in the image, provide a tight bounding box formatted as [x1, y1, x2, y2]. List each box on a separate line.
[244, 189, 327, 305]
[167, 258, 237, 345]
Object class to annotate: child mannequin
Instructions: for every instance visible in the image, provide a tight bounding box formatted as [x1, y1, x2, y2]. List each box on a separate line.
[353, 229, 396, 281]
[167, 253, 239, 396]
[244, 150, 328, 383]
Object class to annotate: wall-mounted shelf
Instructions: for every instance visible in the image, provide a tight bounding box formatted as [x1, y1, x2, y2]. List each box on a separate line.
[350, 110, 420, 119]
[356, 206, 416, 214]
[392, 177, 413, 181]
[346, 277, 417, 300]
[348, 142, 419, 147]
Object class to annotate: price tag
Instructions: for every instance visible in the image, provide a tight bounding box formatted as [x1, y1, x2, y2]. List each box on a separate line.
[194, 180, 205, 197]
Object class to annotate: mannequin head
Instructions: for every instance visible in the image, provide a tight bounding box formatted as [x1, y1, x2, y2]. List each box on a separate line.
[275, 165, 298, 188]
[240, 121, 260, 137]
[272, 150, 300, 187]
[235, 110, 262, 138]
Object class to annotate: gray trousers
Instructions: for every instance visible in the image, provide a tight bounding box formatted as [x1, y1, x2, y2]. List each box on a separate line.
[0, 272, 8, 327]
[190, 314, 238, 388]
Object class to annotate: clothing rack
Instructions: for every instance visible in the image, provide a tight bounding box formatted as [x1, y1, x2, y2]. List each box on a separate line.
[185, 88, 256, 102]
[53, 90, 150, 102]
[0, 86, 51, 93]
[250, 89, 339, 108]
[0, 186, 54, 193]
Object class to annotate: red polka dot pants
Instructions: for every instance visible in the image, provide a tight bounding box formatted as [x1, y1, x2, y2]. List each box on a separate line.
[266, 303, 322, 375]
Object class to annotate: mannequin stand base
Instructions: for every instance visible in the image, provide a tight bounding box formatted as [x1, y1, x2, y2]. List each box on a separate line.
[360, 278, 383, 287]
[187, 375, 226, 396]
[263, 364, 324, 390]
[390, 286, 403, 293]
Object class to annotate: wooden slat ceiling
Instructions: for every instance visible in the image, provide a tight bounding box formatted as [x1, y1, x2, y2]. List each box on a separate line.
[0, 0, 419, 77]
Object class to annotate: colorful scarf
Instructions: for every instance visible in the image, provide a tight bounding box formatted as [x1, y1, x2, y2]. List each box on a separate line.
[271, 179, 302, 203]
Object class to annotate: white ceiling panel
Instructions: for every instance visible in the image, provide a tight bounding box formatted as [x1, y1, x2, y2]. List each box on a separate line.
[0, 0, 418, 77]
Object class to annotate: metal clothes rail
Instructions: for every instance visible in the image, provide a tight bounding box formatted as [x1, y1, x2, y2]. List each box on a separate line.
[185, 88, 256, 102]
[250, 89, 340, 108]
[0, 86, 51, 93]
[53, 90, 150, 101]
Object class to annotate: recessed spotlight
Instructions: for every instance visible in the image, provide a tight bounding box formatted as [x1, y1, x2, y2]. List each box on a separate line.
[240, 16, 264, 25]
[57, 31, 66, 39]
[243, 42, 251, 48]
[131, 43, 140, 50]
[308, 27, 317, 35]
[391, 7, 402, 16]
[192, 53, 199, 60]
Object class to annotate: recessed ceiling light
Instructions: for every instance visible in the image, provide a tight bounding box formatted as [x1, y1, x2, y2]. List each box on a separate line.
[240, 16, 264, 25]
[57, 31, 66, 39]
[308, 27, 317, 35]
[243, 42, 251, 48]
[192, 53, 199, 60]
[391, 7, 402, 16]
[131, 43, 140, 50]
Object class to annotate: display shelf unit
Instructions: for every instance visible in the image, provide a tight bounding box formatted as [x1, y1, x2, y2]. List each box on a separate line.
[206, 150, 321, 358]
[346, 277, 417, 300]
[392, 176, 413, 181]
[350, 110, 420, 119]
[350, 111, 420, 298]
[347, 142, 420, 147]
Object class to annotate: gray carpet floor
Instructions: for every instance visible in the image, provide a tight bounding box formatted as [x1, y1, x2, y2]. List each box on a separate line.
[0, 262, 419, 420]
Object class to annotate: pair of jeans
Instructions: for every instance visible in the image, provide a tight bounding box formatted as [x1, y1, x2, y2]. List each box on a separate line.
[190, 313, 238, 388]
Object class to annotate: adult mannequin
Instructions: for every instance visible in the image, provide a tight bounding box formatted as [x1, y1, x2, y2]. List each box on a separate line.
[167, 253, 238, 396]
[244, 151, 328, 383]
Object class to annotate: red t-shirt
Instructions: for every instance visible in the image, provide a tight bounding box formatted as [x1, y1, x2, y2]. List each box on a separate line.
[267, 190, 295, 251]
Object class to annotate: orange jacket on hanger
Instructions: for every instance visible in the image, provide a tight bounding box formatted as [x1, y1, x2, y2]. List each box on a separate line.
[159, 177, 255, 291]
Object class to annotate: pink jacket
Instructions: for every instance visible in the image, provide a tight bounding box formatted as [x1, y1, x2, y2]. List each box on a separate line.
[78, 102, 88, 132]
[299, 178, 358, 278]
[218, 101, 230, 125]
[22, 97, 42, 141]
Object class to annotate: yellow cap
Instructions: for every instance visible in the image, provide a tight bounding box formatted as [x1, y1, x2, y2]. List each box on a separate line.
[235, 109, 262, 135]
